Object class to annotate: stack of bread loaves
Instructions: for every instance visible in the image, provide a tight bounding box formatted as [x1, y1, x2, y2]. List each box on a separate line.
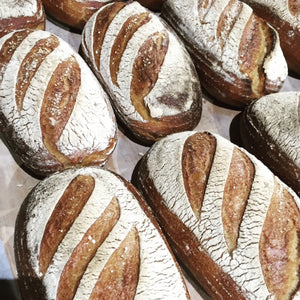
[0, 0, 299, 300]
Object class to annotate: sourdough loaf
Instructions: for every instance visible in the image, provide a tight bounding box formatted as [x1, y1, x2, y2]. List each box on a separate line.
[0, 0, 45, 38]
[14, 166, 191, 300]
[240, 91, 300, 196]
[41, 0, 118, 30]
[240, 0, 300, 76]
[80, 1, 202, 145]
[132, 131, 300, 299]
[0, 29, 117, 178]
[161, 0, 288, 108]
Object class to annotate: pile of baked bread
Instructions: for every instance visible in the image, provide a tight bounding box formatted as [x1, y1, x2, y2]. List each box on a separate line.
[0, 0, 299, 299]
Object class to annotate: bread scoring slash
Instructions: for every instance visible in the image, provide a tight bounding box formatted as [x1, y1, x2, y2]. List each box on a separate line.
[81, 1, 202, 145]
[162, 0, 288, 108]
[14, 167, 191, 300]
[0, 29, 117, 178]
[133, 131, 300, 299]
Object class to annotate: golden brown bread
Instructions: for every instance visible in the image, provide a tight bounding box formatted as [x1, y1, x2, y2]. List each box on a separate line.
[0, 29, 117, 178]
[132, 131, 300, 299]
[161, 0, 288, 108]
[0, 0, 45, 38]
[240, 91, 300, 196]
[14, 167, 191, 300]
[240, 0, 300, 76]
[80, 1, 202, 145]
[41, 0, 119, 30]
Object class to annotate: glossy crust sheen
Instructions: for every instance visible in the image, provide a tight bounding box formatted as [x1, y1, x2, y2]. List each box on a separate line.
[161, 0, 288, 108]
[41, 0, 118, 30]
[132, 131, 300, 299]
[240, 91, 300, 196]
[81, 1, 202, 145]
[0, 0, 45, 38]
[14, 167, 190, 300]
[240, 0, 300, 75]
[0, 30, 117, 178]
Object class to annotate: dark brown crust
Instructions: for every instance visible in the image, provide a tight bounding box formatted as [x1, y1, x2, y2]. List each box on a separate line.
[241, 0, 300, 75]
[57, 197, 120, 300]
[161, 1, 285, 108]
[182, 132, 216, 220]
[136, 0, 166, 11]
[0, 0, 45, 38]
[240, 99, 300, 196]
[89, 226, 140, 300]
[41, 0, 115, 30]
[260, 180, 300, 299]
[131, 149, 246, 299]
[39, 175, 95, 276]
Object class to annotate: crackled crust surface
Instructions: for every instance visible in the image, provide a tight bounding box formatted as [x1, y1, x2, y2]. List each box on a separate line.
[15, 167, 190, 300]
[0, 30, 117, 177]
[134, 131, 300, 299]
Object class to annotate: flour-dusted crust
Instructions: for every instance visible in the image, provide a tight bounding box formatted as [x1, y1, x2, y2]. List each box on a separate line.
[240, 91, 300, 196]
[41, 0, 116, 30]
[0, 0, 45, 38]
[14, 166, 191, 300]
[240, 0, 300, 75]
[161, 0, 288, 108]
[0, 30, 117, 178]
[132, 131, 300, 299]
[81, 1, 202, 145]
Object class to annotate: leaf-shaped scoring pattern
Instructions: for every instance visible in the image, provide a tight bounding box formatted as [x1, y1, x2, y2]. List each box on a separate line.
[56, 197, 121, 300]
[130, 31, 169, 120]
[39, 175, 95, 276]
[40, 55, 81, 166]
[89, 226, 140, 300]
[15, 34, 59, 112]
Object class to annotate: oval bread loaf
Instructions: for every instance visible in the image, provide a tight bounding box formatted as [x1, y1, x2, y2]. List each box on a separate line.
[161, 0, 288, 108]
[240, 0, 300, 76]
[14, 166, 191, 300]
[41, 0, 118, 30]
[132, 131, 300, 299]
[0, 0, 45, 38]
[240, 91, 300, 196]
[80, 1, 202, 145]
[0, 29, 117, 178]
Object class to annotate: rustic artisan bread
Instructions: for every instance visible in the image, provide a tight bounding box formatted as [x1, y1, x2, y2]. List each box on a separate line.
[14, 166, 191, 300]
[132, 131, 300, 299]
[161, 0, 288, 108]
[240, 0, 300, 76]
[0, 0, 45, 38]
[0, 29, 117, 178]
[80, 1, 202, 145]
[240, 91, 300, 196]
[136, 0, 166, 11]
[41, 0, 120, 30]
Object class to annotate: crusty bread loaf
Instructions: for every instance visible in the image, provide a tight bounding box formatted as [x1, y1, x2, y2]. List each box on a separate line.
[0, 29, 117, 178]
[0, 0, 45, 38]
[80, 1, 202, 145]
[136, 0, 166, 11]
[14, 166, 191, 300]
[240, 0, 300, 76]
[240, 91, 300, 196]
[161, 0, 288, 108]
[41, 0, 118, 30]
[132, 131, 300, 299]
